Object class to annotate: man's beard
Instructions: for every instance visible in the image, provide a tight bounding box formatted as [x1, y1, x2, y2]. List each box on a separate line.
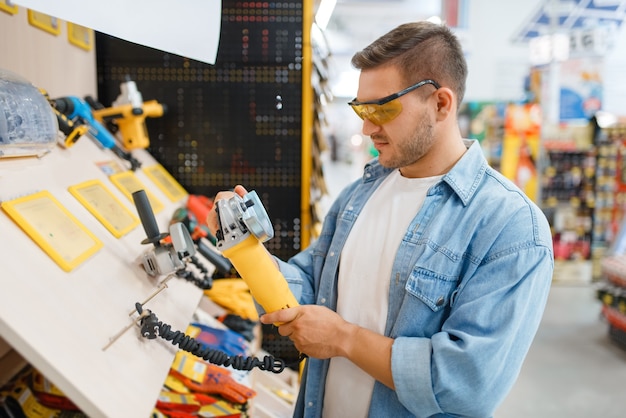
[378, 114, 435, 170]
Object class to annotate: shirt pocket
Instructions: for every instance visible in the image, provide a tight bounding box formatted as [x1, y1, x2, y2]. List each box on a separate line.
[405, 267, 459, 312]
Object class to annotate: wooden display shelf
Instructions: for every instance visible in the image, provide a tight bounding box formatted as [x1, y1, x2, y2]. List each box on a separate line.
[0, 137, 202, 417]
[0, 337, 27, 388]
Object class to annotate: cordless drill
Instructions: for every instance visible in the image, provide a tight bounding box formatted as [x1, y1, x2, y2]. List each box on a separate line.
[39, 88, 89, 148]
[86, 77, 166, 150]
[215, 190, 299, 315]
[51, 95, 141, 170]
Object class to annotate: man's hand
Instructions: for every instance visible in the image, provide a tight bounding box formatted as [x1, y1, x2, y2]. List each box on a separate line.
[260, 305, 396, 389]
[260, 305, 357, 359]
[206, 185, 248, 235]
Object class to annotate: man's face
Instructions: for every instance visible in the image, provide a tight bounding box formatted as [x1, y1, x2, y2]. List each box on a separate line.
[353, 66, 439, 176]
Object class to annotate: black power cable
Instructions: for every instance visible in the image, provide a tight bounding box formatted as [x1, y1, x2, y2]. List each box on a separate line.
[135, 303, 285, 373]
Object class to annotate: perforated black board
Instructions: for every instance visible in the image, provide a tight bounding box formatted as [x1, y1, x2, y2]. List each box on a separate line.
[95, 1, 304, 261]
[96, 1, 305, 368]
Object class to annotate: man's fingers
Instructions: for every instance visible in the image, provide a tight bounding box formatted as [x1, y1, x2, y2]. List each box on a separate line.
[260, 307, 298, 325]
[206, 185, 248, 235]
[233, 185, 248, 197]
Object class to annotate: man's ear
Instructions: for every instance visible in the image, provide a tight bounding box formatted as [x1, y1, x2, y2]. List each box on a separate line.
[434, 87, 455, 121]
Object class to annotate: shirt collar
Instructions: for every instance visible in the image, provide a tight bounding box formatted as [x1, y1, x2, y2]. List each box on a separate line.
[363, 139, 488, 206]
[441, 139, 488, 206]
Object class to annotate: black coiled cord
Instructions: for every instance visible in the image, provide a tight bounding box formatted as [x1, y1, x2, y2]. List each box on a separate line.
[135, 303, 285, 373]
[175, 259, 213, 290]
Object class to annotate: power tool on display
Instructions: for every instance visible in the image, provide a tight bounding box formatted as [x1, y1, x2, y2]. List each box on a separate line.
[130, 188, 288, 372]
[132, 189, 196, 278]
[214, 190, 299, 314]
[39, 89, 89, 148]
[85, 77, 166, 150]
[50, 95, 141, 170]
[186, 194, 217, 244]
[169, 200, 234, 277]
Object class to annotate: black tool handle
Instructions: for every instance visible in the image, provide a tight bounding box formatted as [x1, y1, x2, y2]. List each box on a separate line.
[196, 238, 233, 275]
[132, 190, 167, 245]
[52, 97, 74, 116]
[84, 95, 105, 110]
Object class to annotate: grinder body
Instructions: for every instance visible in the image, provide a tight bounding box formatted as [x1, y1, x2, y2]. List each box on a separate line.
[215, 191, 299, 314]
[221, 234, 299, 313]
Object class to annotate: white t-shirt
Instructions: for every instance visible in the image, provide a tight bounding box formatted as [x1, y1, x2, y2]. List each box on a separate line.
[322, 169, 442, 417]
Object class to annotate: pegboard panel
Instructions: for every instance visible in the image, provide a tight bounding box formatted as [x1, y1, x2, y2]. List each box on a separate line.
[95, 0, 305, 261]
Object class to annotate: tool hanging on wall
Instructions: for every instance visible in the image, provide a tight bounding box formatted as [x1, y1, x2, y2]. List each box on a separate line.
[85, 76, 166, 151]
[50, 95, 141, 170]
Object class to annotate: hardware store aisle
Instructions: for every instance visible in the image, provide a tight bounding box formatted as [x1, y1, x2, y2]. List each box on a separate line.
[322, 157, 626, 418]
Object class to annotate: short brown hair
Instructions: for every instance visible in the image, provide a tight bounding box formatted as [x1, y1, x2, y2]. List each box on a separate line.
[351, 21, 467, 107]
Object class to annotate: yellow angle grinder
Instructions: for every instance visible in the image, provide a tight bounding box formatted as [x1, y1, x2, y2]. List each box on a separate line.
[214, 191, 299, 314]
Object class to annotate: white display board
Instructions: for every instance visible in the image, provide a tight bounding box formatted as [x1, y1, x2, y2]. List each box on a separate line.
[11, 0, 222, 65]
[0, 137, 203, 417]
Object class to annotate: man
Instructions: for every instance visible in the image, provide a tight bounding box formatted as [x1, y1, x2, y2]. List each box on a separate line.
[208, 21, 553, 418]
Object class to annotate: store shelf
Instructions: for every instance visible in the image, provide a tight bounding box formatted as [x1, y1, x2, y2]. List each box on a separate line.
[0, 137, 203, 417]
[0, 338, 26, 388]
[249, 359, 299, 418]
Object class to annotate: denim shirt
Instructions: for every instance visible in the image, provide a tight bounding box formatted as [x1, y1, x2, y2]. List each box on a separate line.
[276, 140, 554, 418]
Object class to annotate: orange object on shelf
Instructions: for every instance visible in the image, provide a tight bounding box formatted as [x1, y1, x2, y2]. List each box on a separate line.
[602, 305, 626, 333]
[168, 365, 256, 405]
[187, 194, 214, 225]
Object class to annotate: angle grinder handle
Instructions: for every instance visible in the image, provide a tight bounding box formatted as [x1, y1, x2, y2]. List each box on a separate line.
[196, 237, 233, 275]
[132, 190, 167, 245]
[221, 234, 299, 319]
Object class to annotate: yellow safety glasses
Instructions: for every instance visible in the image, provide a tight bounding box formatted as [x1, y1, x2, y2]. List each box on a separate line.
[348, 79, 440, 126]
